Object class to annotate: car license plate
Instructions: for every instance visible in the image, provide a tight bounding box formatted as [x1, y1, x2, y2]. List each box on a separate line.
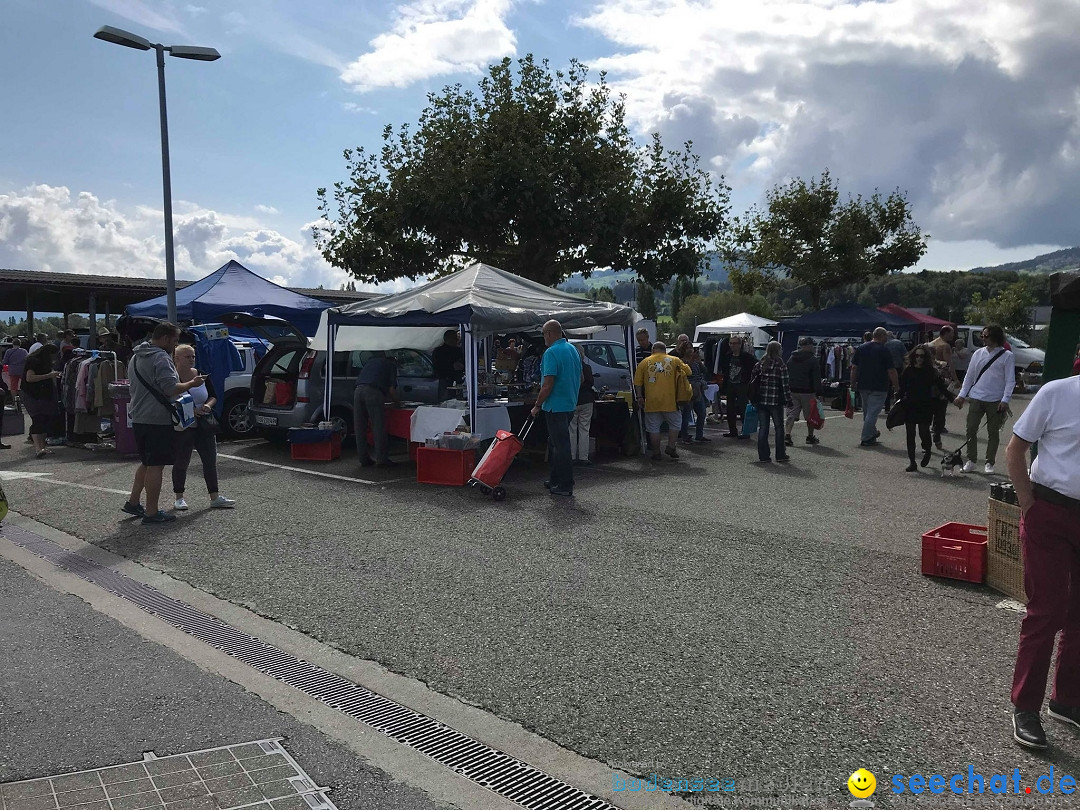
[254, 415, 278, 426]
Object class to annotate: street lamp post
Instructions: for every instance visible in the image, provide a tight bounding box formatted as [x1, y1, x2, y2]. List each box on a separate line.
[93, 25, 220, 326]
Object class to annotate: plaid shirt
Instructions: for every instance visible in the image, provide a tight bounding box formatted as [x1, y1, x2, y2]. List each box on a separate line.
[755, 359, 793, 408]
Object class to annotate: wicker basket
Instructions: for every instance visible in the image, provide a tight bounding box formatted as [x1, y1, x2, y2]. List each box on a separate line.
[987, 498, 1025, 603]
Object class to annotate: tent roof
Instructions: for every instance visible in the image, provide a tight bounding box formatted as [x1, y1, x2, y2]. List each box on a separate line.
[879, 303, 954, 329]
[778, 303, 919, 334]
[326, 262, 637, 335]
[695, 312, 778, 330]
[125, 260, 331, 335]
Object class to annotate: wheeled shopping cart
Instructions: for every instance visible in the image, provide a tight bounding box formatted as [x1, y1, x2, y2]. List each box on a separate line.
[468, 418, 534, 501]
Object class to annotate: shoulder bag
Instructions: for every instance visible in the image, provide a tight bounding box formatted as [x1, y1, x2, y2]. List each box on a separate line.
[675, 365, 693, 407]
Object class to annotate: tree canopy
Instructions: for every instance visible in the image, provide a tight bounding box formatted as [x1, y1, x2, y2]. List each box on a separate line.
[966, 281, 1038, 338]
[727, 170, 926, 309]
[674, 290, 775, 338]
[315, 55, 730, 289]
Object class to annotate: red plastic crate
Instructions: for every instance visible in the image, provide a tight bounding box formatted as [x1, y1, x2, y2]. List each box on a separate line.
[921, 522, 988, 583]
[290, 432, 342, 461]
[416, 447, 475, 486]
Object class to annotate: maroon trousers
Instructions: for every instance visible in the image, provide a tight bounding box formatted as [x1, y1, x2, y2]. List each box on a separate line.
[1011, 497, 1080, 711]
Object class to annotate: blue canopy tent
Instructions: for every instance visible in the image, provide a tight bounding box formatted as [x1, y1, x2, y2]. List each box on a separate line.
[125, 260, 331, 336]
[778, 303, 920, 354]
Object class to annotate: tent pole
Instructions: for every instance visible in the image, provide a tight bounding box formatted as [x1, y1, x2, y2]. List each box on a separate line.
[626, 323, 645, 454]
[324, 320, 335, 425]
[463, 325, 477, 436]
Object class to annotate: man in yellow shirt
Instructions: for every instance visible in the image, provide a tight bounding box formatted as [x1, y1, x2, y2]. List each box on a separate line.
[634, 342, 692, 461]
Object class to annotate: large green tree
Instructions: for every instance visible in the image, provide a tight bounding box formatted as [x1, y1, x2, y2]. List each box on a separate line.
[727, 170, 927, 309]
[966, 281, 1038, 338]
[316, 56, 730, 288]
[675, 291, 775, 338]
[635, 282, 657, 320]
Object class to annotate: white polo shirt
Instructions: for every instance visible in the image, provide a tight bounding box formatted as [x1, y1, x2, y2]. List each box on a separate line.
[1012, 376, 1080, 500]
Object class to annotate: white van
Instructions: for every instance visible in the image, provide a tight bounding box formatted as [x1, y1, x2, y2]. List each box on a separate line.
[953, 325, 1044, 385]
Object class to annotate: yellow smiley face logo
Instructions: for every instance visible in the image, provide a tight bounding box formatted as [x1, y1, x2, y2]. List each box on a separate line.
[848, 769, 876, 798]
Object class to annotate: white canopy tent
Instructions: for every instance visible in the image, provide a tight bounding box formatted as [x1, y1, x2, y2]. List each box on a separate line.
[319, 262, 639, 436]
[693, 312, 778, 347]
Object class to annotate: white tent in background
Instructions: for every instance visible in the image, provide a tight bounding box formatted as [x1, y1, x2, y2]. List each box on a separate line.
[693, 312, 778, 347]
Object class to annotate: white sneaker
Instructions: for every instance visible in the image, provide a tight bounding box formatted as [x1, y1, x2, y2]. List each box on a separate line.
[962, 461, 977, 473]
[173, 498, 189, 511]
[209, 495, 236, 509]
[984, 462, 996, 475]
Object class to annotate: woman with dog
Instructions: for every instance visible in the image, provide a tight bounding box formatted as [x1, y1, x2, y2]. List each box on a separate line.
[898, 345, 956, 472]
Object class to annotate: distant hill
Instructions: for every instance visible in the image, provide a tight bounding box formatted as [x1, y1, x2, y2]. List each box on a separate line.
[558, 251, 730, 290]
[969, 246, 1080, 275]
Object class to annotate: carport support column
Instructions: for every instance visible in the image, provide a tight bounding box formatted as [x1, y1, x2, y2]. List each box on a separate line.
[25, 292, 33, 338]
[88, 293, 97, 349]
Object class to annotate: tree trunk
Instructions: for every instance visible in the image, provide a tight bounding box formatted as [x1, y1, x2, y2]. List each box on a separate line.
[811, 286, 822, 310]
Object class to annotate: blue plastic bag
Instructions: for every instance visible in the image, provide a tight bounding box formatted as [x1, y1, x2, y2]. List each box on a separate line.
[741, 402, 758, 436]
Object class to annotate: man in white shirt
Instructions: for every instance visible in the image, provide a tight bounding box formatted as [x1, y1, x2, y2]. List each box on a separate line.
[955, 325, 1015, 474]
[1004, 372, 1080, 750]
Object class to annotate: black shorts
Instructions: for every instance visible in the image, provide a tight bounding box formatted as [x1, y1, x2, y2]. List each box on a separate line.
[134, 423, 176, 467]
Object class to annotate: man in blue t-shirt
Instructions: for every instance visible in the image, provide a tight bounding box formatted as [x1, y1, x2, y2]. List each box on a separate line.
[530, 320, 581, 496]
[851, 327, 898, 446]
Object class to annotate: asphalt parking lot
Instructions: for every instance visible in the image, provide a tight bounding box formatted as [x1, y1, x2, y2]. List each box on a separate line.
[3, 395, 1079, 808]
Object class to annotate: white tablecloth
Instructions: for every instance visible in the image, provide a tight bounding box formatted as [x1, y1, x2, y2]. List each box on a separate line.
[409, 405, 512, 442]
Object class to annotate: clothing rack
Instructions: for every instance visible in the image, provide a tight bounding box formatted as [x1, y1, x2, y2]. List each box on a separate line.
[62, 349, 120, 449]
[71, 349, 119, 377]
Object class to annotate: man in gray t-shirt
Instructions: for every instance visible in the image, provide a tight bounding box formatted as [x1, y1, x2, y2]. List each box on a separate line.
[123, 322, 205, 525]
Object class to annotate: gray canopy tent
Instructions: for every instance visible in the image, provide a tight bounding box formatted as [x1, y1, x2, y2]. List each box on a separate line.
[315, 262, 639, 435]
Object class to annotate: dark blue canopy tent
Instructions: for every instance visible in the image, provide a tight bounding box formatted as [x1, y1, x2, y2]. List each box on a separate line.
[778, 303, 920, 354]
[125, 260, 330, 336]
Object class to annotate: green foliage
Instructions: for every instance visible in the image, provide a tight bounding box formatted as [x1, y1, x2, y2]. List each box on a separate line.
[675, 291, 775, 338]
[635, 282, 657, 320]
[768, 269, 1050, 321]
[728, 170, 927, 308]
[966, 282, 1038, 338]
[595, 286, 616, 303]
[1, 314, 90, 338]
[316, 55, 730, 289]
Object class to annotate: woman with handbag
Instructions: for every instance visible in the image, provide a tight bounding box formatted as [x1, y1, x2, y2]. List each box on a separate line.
[678, 345, 710, 444]
[171, 344, 235, 511]
[899, 345, 955, 472]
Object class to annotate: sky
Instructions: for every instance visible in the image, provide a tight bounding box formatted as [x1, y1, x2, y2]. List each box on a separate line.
[1, 0, 1078, 306]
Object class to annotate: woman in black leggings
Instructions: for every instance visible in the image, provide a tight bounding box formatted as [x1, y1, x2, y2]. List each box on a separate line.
[21, 344, 61, 459]
[899, 346, 954, 472]
[171, 344, 235, 511]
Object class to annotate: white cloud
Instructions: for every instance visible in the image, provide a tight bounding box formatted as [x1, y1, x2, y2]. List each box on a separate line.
[0, 184, 403, 294]
[576, 0, 1080, 248]
[254, 204, 279, 215]
[340, 0, 517, 92]
[342, 102, 378, 115]
[87, 0, 187, 35]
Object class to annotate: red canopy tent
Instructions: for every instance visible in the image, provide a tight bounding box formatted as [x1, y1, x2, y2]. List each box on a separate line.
[879, 304, 954, 332]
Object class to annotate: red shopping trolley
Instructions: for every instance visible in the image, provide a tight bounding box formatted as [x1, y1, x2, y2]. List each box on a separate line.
[468, 418, 534, 501]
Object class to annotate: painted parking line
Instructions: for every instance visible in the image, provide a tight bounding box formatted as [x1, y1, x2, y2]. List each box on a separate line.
[217, 453, 406, 486]
[0, 470, 130, 496]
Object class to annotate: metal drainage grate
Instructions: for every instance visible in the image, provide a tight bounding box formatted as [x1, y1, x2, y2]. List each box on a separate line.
[3, 526, 618, 810]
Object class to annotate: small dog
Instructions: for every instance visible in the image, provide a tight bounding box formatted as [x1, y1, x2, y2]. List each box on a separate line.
[940, 440, 970, 477]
